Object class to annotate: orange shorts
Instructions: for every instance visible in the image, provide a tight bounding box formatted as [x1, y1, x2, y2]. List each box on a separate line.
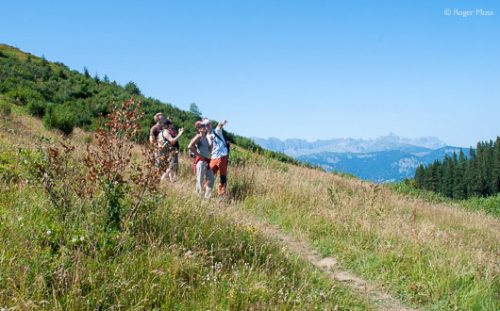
[210, 156, 228, 177]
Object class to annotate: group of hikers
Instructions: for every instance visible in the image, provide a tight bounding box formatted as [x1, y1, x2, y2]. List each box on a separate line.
[149, 112, 229, 199]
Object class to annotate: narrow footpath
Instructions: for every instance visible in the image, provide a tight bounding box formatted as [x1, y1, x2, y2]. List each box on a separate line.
[214, 200, 418, 311]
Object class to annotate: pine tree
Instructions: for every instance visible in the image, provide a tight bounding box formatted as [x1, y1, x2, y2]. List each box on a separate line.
[415, 165, 425, 188]
[442, 155, 454, 197]
[453, 150, 467, 199]
[468, 147, 482, 197]
[124, 81, 141, 96]
[83, 66, 90, 78]
[429, 161, 441, 192]
[414, 140, 500, 199]
[189, 103, 202, 118]
[493, 137, 500, 193]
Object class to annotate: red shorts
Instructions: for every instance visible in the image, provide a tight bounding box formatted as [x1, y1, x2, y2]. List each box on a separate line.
[210, 156, 228, 177]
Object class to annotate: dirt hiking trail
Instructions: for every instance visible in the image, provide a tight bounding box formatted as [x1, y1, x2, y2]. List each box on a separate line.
[211, 198, 418, 311]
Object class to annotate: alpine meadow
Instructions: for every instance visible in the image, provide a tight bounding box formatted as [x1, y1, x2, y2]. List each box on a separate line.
[1, 44, 499, 311]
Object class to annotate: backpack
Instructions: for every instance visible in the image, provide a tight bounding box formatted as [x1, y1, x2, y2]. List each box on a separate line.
[212, 131, 230, 156]
[157, 130, 169, 148]
[158, 130, 178, 152]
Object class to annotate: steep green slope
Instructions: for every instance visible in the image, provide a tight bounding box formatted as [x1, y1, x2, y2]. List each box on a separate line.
[0, 43, 297, 165]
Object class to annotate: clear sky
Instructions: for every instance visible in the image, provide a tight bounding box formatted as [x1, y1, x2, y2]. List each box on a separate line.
[1, 1, 499, 147]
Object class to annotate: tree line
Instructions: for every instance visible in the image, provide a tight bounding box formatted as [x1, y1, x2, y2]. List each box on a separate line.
[414, 138, 500, 199]
[0, 44, 301, 166]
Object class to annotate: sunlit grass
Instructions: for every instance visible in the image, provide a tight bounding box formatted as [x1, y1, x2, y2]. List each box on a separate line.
[234, 163, 500, 310]
[0, 112, 370, 310]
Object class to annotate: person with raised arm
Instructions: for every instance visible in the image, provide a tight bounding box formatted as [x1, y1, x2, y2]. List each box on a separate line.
[158, 118, 184, 182]
[209, 119, 229, 197]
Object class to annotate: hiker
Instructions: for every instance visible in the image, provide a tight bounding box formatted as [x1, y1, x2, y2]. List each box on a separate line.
[149, 112, 166, 170]
[188, 120, 214, 198]
[209, 119, 229, 197]
[149, 112, 164, 145]
[158, 118, 184, 182]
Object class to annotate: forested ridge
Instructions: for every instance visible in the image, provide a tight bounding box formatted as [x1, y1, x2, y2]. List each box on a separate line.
[415, 138, 500, 199]
[0, 44, 297, 164]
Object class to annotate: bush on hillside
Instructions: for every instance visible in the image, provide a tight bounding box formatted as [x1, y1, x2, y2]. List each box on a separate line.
[5, 86, 43, 105]
[31, 99, 160, 244]
[43, 106, 75, 135]
[0, 100, 11, 117]
[27, 100, 49, 117]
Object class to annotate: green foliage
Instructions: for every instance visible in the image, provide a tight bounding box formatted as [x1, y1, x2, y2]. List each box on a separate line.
[391, 180, 500, 217]
[0, 100, 11, 117]
[43, 105, 75, 135]
[415, 138, 500, 200]
[390, 180, 452, 204]
[4, 86, 43, 105]
[0, 44, 302, 167]
[461, 194, 500, 217]
[189, 102, 202, 118]
[27, 100, 49, 117]
[0, 142, 22, 183]
[124, 81, 141, 96]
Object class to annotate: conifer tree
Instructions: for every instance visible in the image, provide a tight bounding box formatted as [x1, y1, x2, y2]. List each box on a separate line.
[493, 137, 500, 193]
[189, 103, 202, 118]
[452, 150, 467, 199]
[414, 140, 500, 199]
[415, 165, 425, 188]
[442, 155, 454, 197]
[84, 66, 90, 78]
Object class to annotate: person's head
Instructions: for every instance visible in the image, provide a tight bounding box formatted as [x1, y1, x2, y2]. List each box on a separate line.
[153, 112, 164, 124]
[195, 121, 207, 133]
[163, 118, 173, 128]
[201, 118, 211, 131]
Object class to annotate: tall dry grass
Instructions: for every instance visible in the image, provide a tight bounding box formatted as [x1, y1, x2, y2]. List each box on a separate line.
[0, 107, 371, 310]
[230, 149, 500, 309]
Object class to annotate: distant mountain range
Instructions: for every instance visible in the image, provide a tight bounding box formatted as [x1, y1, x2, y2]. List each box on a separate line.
[253, 134, 468, 183]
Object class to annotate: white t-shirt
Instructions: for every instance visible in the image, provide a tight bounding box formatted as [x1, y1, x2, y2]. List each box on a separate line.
[210, 128, 228, 159]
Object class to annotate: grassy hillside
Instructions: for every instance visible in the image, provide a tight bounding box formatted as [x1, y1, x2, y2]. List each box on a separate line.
[391, 180, 500, 217]
[2, 102, 499, 309]
[1, 45, 499, 310]
[0, 108, 370, 310]
[231, 165, 500, 309]
[0, 43, 299, 165]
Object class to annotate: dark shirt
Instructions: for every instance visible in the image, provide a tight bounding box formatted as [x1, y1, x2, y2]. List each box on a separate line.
[150, 124, 162, 143]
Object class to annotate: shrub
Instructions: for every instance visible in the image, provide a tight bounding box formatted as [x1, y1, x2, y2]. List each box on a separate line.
[5, 86, 43, 105]
[30, 99, 160, 242]
[0, 100, 12, 118]
[43, 106, 75, 135]
[461, 194, 500, 217]
[27, 100, 48, 117]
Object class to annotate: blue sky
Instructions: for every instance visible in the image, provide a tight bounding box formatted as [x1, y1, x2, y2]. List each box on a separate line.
[1, 1, 499, 147]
